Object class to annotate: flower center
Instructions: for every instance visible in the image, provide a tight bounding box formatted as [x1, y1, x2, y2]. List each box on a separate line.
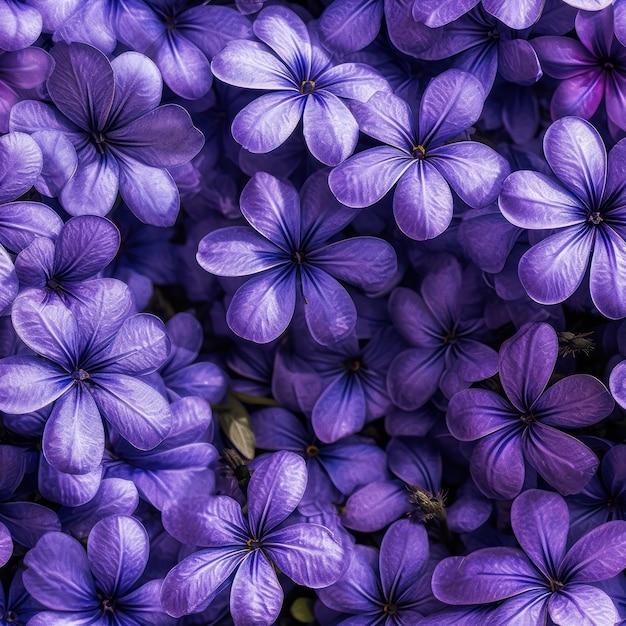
[305, 444, 319, 458]
[443, 331, 457, 345]
[344, 358, 362, 372]
[520, 411, 536, 425]
[549, 579, 564, 593]
[164, 15, 177, 30]
[411, 144, 426, 159]
[588, 211, 603, 225]
[46, 276, 61, 292]
[91, 131, 107, 154]
[383, 603, 398, 615]
[101, 596, 115, 613]
[6, 611, 17, 623]
[292, 249, 305, 264]
[246, 537, 262, 550]
[300, 79, 315, 94]
[72, 368, 90, 381]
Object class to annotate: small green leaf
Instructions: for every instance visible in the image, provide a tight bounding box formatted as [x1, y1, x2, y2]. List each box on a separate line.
[217, 395, 255, 460]
[290, 597, 315, 623]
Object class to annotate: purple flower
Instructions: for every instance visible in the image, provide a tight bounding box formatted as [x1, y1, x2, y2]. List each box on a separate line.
[211, 5, 390, 166]
[250, 407, 389, 513]
[114, 0, 252, 100]
[447, 322, 613, 498]
[0, 281, 172, 474]
[317, 519, 439, 624]
[499, 116, 626, 319]
[329, 69, 510, 240]
[533, 6, 626, 130]
[387, 256, 499, 410]
[160, 451, 346, 623]
[10, 41, 204, 226]
[15, 215, 120, 301]
[432, 489, 626, 624]
[196, 171, 397, 345]
[23, 515, 174, 625]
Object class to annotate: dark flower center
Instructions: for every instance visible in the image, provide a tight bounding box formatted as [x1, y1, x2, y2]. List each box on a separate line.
[411, 144, 426, 159]
[300, 79, 315, 94]
[305, 444, 319, 458]
[292, 249, 305, 264]
[602, 58, 615, 70]
[487, 28, 499, 40]
[6, 611, 17, 623]
[344, 357, 363, 372]
[443, 331, 457, 345]
[246, 537, 262, 550]
[520, 411, 536, 425]
[383, 603, 398, 615]
[588, 211, 603, 225]
[72, 368, 90, 381]
[46, 276, 61, 292]
[100, 595, 115, 613]
[164, 15, 177, 30]
[549, 579, 564, 593]
[91, 131, 107, 155]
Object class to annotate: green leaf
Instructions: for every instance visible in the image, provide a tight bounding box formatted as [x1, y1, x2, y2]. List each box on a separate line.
[217, 395, 255, 460]
[290, 597, 315, 623]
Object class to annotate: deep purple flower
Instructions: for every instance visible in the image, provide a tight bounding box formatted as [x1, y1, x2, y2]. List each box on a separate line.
[499, 116, 626, 319]
[251, 407, 389, 513]
[317, 519, 439, 624]
[15, 215, 120, 301]
[160, 451, 346, 623]
[23, 515, 174, 625]
[114, 0, 252, 100]
[329, 69, 510, 240]
[387, 256, 499, 410]
[432, 489, 626, 624]
[10, 41, 204, 226]
[533, 6, 626, 130]
[0, 281, 172, 474]
[211, 5, 390, 166]
[415, 7, 543, 92]
[447, 322, 613, 498]
[196, 171, 397, 345]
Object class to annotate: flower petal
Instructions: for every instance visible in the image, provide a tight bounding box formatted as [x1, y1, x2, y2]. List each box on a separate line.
[247, 450, 306, 536]
[589, 225, 626, 319]
[226, 267, 296, 344]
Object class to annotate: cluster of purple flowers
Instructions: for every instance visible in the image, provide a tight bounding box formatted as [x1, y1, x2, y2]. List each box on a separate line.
[3, 0, 626, 625]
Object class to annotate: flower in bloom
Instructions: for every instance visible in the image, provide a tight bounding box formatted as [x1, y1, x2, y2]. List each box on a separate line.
[432, 489, 626, 624]
[0, 280, 172, 474]
[15, 215, 120, 301]
[387, 255, 499, 410]
[317, 519, 439, 624]
[10, 41, 204, 226]
[114, 0, 252, 100]
[533, 6, 626, 130]
[499, 116, 626, 319]
[160, 450, 346, 624]
[211, 4, 390, 166]
[329, 69, 510, 240]
[447, 322, 613, 499]
[23, 515, 174, 625]
[196, 171, 397, 345]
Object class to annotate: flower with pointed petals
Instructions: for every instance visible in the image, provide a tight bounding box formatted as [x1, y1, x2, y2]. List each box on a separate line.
[318, 519, 439, 624]
[114, 0, 252, 100]
[9, 41, 204, 226]
[0, 280, 172, 475]
[23, 515, 174, 625]
[211, 4, 390, 166]
[387, 256, 499, 410]
[533, 6, 626, 130]
[15, 215, 120, 302]
[447, 322, 613, 499]
[329, 69, 510, 240]
[196, 171, 397, 345]
[432, 489, 626, 625]
[499, 116, 626, 319]
[160, 450, 346, 624]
